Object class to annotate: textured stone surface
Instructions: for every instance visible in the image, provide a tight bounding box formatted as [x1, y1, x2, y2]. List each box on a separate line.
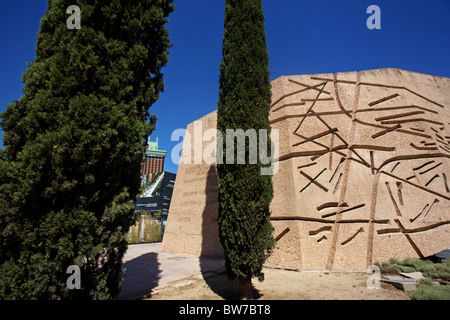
[162, 68, 450, 270]
[161, 112, 223, 258]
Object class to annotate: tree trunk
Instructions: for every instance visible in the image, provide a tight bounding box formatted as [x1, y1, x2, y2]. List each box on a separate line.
[239, 277, 253, 300]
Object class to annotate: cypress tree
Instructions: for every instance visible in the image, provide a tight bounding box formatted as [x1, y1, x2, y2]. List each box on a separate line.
[217, 0, 275, 300]
[0, 0, 174, 299]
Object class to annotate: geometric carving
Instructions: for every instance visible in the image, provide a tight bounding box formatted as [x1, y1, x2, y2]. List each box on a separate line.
[162, 68, 450, 271]
[265, 68, 450, 270]
[299, 169, 328, 193]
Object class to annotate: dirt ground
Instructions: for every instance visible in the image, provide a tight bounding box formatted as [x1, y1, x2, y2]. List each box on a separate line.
[147, 268, 411, 300]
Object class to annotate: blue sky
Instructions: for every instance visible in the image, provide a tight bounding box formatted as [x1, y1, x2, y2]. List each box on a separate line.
[0, 0, 449, 175]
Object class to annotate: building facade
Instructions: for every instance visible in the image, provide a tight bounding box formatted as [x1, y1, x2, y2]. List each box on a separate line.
[136, 137, 176, 227]
[135, 171, 176, 225]
[141, 138, 167, 182]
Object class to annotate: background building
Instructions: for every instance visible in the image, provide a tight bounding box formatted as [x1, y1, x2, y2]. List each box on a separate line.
[141, 137, 167, 182]
[129, 137, 176, 244]
[135, 171, 176, 224]
[138, 137, 175, 223]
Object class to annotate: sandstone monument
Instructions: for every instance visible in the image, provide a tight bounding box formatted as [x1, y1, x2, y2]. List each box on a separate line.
[162, 68, 450, 271]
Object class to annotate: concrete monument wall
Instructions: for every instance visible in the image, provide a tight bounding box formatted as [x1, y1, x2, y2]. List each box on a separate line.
[162, 68, 450, 270]
[161, 112, 223, 258]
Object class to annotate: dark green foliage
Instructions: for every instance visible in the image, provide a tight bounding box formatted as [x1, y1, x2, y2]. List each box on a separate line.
[216, 0, 275, 288]
[0, 0, 173, 299]
[410, 278, 450, 300]
[381, 257, 450, 279]
[380, 257, 450, 300]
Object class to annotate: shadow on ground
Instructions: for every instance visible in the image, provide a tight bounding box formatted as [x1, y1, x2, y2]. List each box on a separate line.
[200, 268, 263, 300]
[199, 165, 262, 300]
[120, 252, 160, 300]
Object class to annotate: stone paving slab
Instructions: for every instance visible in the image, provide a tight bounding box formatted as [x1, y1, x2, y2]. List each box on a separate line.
[119, 242, 225, 300]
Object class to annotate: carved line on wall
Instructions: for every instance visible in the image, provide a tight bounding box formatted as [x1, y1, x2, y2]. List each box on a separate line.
[321, 203, 366, 219]
[350, 144, 396, 152]
[372, 124, 402, 139]
[317, 202, 349, 211]
[385, 182, 402, 217]
[328, 73, 360, 271]
[299, 168, 328, 193]
[358, 105, 438, 115]
[396, 182, 404, 206]
[279, 145, 348, 162]
[297, 162, 317, 170]
[395, 220, 424, 258]
[294, 131, 347, 159]
[332, 75, 353, 119]
[310, 76, 446, 109]
[413, 160, 435, 171]
[271, 216, 390, 224]
[370, 151, 375, 175]
[329, 133, 335, 170]
[271, 79, 332, 110]
[272, 102, 305, 113]
[377, 219, 450, 236]
[270, 111, 352, 125]
[341, 227, 364, 246]
[391, 161, 400, 173]
[376, 153, 450, 173]
[425, 199, 440, 220]
[369, 93, 400, 107]
[292, 83, 328, 134]
[271, 113, 434, 140]
[329, 157, 345, 183]
[310, 143, 350, 162]
[333, 173, 343, 194]
[379, 170, 450, 201]
[274, 227, 291, 241]
[292, 128, 338, 147]
[366, 172, 380, 268]
[425, 174, 440, 187]
[288, 79, 332, 95]
[309, 226, 332, 236]
[375, 111, 425, 122]
[410, 203, 430, 223]
[443, 173, 449, 193]
[439, 145, 450, 153]
[410, 143, 438, 151]
[302, 98, 334, 102]
[410, 199, 440, 223]
[381, 118, 444, 126]
[419, 162, 442, 175]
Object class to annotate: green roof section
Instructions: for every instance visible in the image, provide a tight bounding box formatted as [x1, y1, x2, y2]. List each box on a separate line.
[145, 137, 167, 157]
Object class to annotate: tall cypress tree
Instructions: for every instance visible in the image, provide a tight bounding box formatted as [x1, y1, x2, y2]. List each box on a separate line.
[217, 0, 275, 300]
[0, 0, 174, 299]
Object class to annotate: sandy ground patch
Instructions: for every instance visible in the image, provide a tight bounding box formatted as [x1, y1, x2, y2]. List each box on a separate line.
[147, 268, 410, 300]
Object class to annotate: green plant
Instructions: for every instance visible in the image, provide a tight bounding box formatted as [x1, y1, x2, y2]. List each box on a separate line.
[381, 257, 450, 279]
[216, 0, 275, 300]
[410, 278, 450, 300]
[0, 0, 174, 299]
[380, 257, 450, 300]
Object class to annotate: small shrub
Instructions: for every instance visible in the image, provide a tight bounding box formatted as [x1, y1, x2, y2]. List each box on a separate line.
[381, 257, 450, 279]
[411, 278, 450, 300]
[380, 257, 450, 300]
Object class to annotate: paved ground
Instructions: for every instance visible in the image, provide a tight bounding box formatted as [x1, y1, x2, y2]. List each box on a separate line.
[119, 242, 225, 300]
